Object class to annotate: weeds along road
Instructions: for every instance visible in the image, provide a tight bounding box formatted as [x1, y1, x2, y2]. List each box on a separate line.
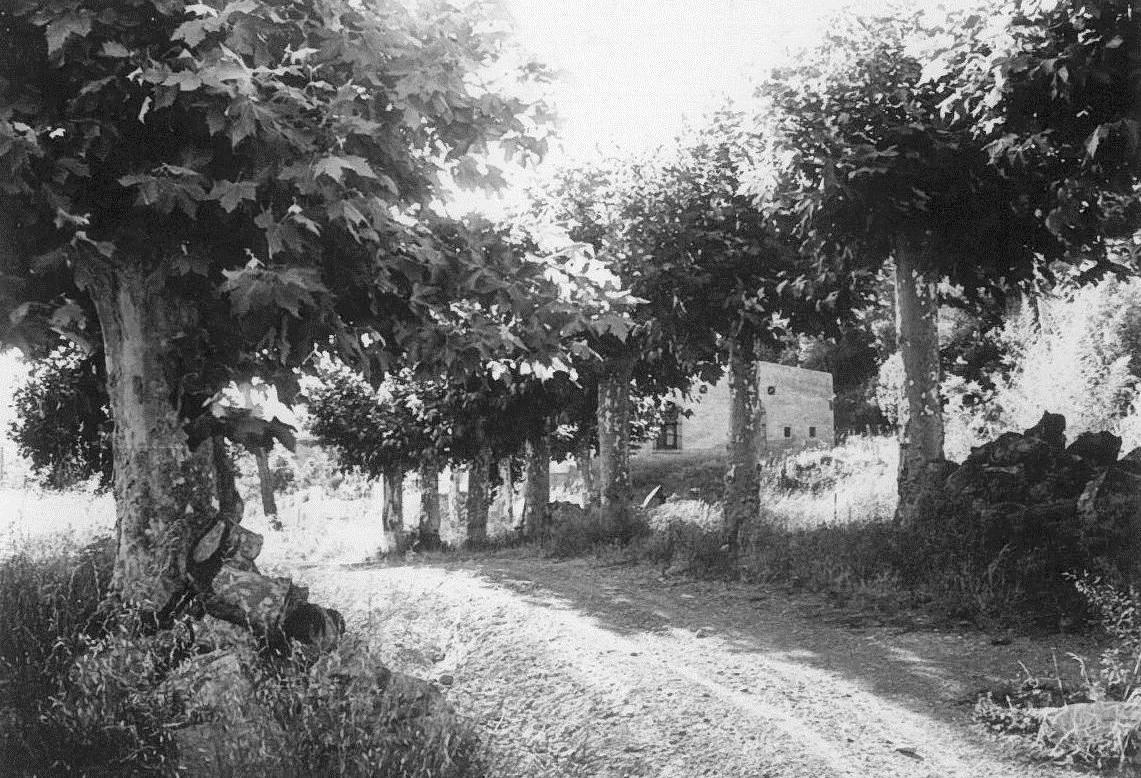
[290, 554, 1092, 778]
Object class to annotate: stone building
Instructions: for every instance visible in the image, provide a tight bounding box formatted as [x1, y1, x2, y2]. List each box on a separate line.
[641, 362, 835, 456]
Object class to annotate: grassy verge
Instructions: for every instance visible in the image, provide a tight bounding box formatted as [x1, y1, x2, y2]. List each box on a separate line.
[621, 436, 1097, 631]
[0, 523, 484, 777]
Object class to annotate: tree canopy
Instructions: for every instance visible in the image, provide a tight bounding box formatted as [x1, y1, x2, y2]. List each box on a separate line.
[0, 0, 559, 403]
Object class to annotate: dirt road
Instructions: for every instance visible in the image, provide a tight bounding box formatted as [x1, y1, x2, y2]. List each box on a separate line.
[290, 554, 1093, 778]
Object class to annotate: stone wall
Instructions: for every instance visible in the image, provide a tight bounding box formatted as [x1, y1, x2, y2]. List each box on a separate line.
[936, 411, 1141, 589]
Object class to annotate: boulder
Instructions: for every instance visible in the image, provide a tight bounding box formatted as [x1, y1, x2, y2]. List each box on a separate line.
[1117, 447, 1141, 476]
[1077, 465, 1141, 580]
[1067, 431, 1123, 469]
[158, 648, 254, 719]
[192, 614, 255, 653]
[1024, 411, 1067, 450]
[994, 434, 1056, 475]
[980, 501, 1029, 548]
[225, 524, 264, 566]
[310, 644, 393, 695]
[204, 562, 300, 640]
[961, 465, 1032, 505]
[163, 648, 284, 777]
[966, 432, 1024, 467]
[192, 521, 226, 564]
[1039, 701, 1141, 757]
[282, 602, 345, 650]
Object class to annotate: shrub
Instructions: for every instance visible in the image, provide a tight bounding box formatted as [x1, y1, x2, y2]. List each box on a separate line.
[543, 506, 649, 559]
[1070, 575, 1141, 701]
[646, 519, 734, 579]
[9, 346, 113, 491]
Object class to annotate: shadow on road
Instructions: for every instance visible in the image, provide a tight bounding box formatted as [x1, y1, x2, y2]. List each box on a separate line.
[436, 553, 1099, 725]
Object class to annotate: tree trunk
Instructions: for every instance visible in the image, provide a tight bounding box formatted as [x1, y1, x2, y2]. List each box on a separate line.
[90, 264, 219, 613]
[521, 430, 551, 540]
[597, 357, 634, 537]
[252, 446, 280, 528]
[88, 264, 342, 645]
[382, 466, 406, 553]
[465, 445, 492, 548]
[893, 238, 945, 524]
[211, 434, 244, 527]
[449, 466, 465, 527]
[499, 458, 516, 532]
[418, 457, 442, 550]
[576, 440, 597, 508]
[724, 338, 761, 555]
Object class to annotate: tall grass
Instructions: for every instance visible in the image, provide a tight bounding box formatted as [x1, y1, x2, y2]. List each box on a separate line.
[635, 433, 1099, 627]
[0, 480, 485, 776]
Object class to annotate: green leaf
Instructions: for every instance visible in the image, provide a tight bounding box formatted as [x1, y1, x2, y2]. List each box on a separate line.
[162, 71, 203, 92]
[221, 263, 328, 318]
[45, 11, 94, 56]
[173, 19, 209, 48]
[1085, 125, 1110, 159]
[226, 96, 258, 147]
[313, 155, 379, 183]
[98, 41, 130, 58]
[208, 179, 258, 212]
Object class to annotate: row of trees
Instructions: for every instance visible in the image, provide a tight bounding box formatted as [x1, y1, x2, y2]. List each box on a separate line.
[0, 0, 1137, 612]
[0, 0, 620, 618]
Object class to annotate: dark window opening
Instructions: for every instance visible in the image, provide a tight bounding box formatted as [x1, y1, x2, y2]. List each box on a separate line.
[809, 426, 817, 438]
[783, 426, 791, 438]
[766, 385, 776, 395]
[655, 404, 680, 450]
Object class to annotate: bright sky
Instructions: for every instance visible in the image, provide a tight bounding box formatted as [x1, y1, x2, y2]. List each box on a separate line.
[500, 0, 881, 158]
[451, 0, 969, 216]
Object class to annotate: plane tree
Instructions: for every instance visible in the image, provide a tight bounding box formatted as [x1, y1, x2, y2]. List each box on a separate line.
[0, 0, 556, 629]
[305, 362, 449, 552]
[752, 6, 1138, 523]
[610, 109, 857, 550]
[532, 161, 707, 536]
[305, 214, 634, 548]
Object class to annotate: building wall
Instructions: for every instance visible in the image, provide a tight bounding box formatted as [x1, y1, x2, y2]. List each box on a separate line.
[756, 361, 835, 451]
[637, 362, 835, 457]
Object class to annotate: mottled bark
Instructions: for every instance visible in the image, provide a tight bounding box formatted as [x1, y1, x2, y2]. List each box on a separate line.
[893, 238, 945, 524]
[211, 435, 244, 526]
[465, 446, 492, 547]
[90, 263, 217, 613]
[521, 430, 551, 539]
[449, 466, 465, 527]
[498, 459, 516, 531]
[88, 265, 339, 645]
[418, 457, 442, 550]
[252, 446, 279, 527]
[576, 441, 597, 508]
[724, 339, 761, 554]
[597, 357, 634, 535]
[382, 466, 406, 553]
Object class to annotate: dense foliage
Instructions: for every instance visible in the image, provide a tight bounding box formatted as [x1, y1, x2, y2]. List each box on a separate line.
[9, 345, 112, 490]
[0, 0, 560, 389]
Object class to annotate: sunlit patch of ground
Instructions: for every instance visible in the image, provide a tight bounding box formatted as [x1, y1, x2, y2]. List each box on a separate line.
[0, 486, 114, 557]
[290, 555, 1094, 778]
